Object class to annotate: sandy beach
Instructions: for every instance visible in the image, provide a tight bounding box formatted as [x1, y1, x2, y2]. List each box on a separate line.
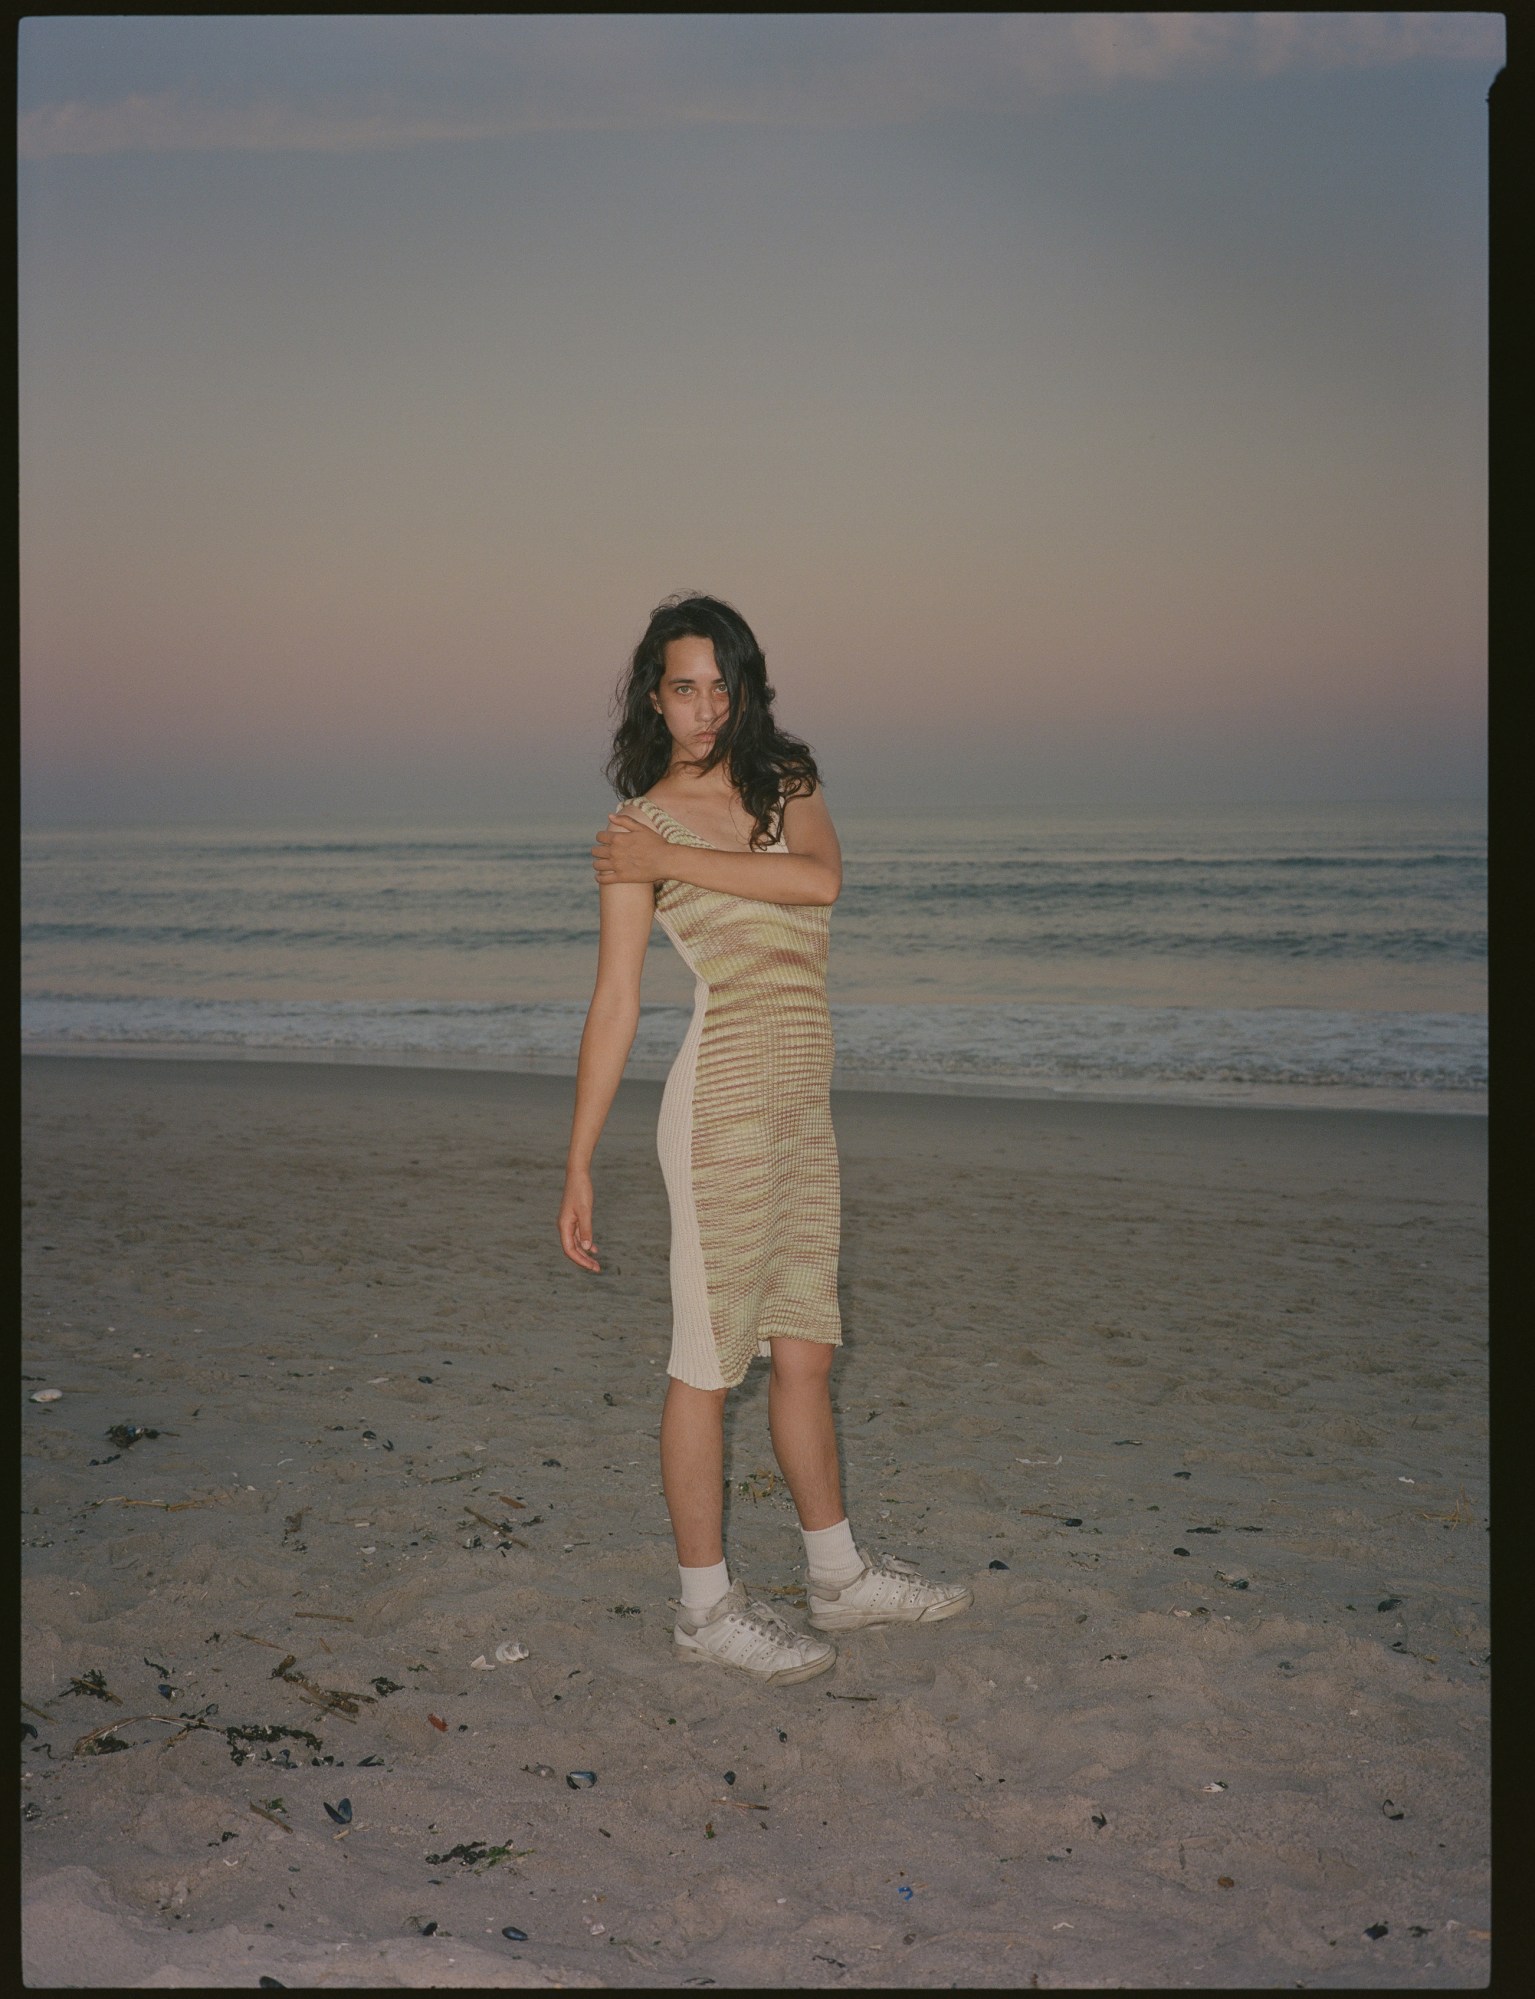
[20, 1054, 1489, 1989]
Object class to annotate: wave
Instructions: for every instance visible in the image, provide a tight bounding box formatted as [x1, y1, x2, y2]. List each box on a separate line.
[21, 920, 604, 951]
[19, 995, 1487, 1100]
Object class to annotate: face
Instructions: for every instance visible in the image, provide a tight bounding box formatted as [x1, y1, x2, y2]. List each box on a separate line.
[651, 635, 730, 761]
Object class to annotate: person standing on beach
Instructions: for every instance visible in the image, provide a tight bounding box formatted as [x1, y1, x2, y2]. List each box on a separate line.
[558, 593, 971, 1684]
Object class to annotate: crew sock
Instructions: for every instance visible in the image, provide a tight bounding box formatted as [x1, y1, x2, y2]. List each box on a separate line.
[801, 1516, 864, 1588]
[678, 1558, 731, 1610]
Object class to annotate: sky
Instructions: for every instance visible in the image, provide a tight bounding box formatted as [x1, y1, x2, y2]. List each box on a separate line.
[18, 13, 1502, 824]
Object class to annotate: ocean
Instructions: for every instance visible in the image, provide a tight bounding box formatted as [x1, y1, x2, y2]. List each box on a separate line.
[20, 801, 1486, 1111]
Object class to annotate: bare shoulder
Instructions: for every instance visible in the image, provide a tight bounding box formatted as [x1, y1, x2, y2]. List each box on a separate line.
[781, 785, 838, 848]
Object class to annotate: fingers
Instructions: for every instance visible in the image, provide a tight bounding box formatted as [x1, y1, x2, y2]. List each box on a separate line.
[558, 1211, 601, 1273]
[590, 817, 660, 886]
[591, 830, 623, 879]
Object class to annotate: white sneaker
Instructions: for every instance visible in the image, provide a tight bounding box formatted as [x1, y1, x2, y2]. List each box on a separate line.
[672, 1579, 837, 1684]
[807, 1554, 973, 1631]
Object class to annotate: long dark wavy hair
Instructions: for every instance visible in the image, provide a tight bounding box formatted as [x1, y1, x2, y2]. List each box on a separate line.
[605, 594, 821, 849]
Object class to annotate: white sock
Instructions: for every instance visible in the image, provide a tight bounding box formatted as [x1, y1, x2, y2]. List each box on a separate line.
[801, 1516, 863, 1587]
[679, 1558, 730, 1609]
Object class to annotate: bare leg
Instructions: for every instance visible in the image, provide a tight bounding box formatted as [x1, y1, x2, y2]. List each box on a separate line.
[767, 1339, 845, 1531]
[660, 1377, 729, 1567]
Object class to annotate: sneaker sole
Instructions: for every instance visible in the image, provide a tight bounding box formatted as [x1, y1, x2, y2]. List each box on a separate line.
[671, 1635, 838, 1684]
[807, 1588, 974, 1632]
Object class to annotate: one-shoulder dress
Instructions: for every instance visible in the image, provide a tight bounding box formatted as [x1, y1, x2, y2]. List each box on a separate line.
[628, 796, 842, 1390]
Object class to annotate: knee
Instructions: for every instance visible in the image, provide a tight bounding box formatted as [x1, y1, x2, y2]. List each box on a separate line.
[768, 1340, 836, 1389]
[663, 1378, 729, 1416]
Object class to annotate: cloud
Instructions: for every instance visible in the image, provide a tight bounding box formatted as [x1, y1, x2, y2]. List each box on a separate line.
[999, 11, 1504, 90]
[17, 13, 1507, 161]
[15, 92, 506, 160]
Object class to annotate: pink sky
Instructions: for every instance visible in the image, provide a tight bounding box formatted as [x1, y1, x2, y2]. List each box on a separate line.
[19, 14, 1497, 820]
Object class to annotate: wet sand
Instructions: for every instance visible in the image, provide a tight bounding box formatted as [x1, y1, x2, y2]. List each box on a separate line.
[21, 1055, 1489, 1988]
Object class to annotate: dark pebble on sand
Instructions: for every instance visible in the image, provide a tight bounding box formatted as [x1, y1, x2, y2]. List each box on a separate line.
[1174, 1547, 1191, 1557]
[988, 1560, 1010, 1570]
[502, 1926, 529, 1942]
[724, 1770, 736, 1785]
[1378, 1597, 1403, 1612]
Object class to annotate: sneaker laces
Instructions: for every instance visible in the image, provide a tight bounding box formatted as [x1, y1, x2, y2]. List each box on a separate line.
[867, 1554, 920, 1580]
[671, 1588, 799, 1644]
[863, 1553, 960, 1602]
[732, 1595, 799, 1643]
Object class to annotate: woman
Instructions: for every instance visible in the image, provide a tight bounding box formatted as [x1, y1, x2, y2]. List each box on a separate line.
[558, 594, 970, 1684]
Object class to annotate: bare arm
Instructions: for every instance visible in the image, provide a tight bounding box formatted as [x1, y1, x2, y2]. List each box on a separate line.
[558, 877, 654, 1272]
[593, 788, 842, 905]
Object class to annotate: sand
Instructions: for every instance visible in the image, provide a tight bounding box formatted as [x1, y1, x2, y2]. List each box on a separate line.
[20, 1054, 1489, 1988]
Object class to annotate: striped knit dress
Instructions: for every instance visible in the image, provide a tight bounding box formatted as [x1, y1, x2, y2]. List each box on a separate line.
[629, 796, 842, 1390]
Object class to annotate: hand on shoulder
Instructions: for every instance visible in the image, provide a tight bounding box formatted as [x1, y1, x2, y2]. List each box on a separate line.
[593, 805, 670, 885]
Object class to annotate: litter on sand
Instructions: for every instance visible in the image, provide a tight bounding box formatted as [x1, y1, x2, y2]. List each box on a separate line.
[67, 1672, 122, 1705]
[105, 1424, 171, 1450]
[72, 1714, 195, 1756]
